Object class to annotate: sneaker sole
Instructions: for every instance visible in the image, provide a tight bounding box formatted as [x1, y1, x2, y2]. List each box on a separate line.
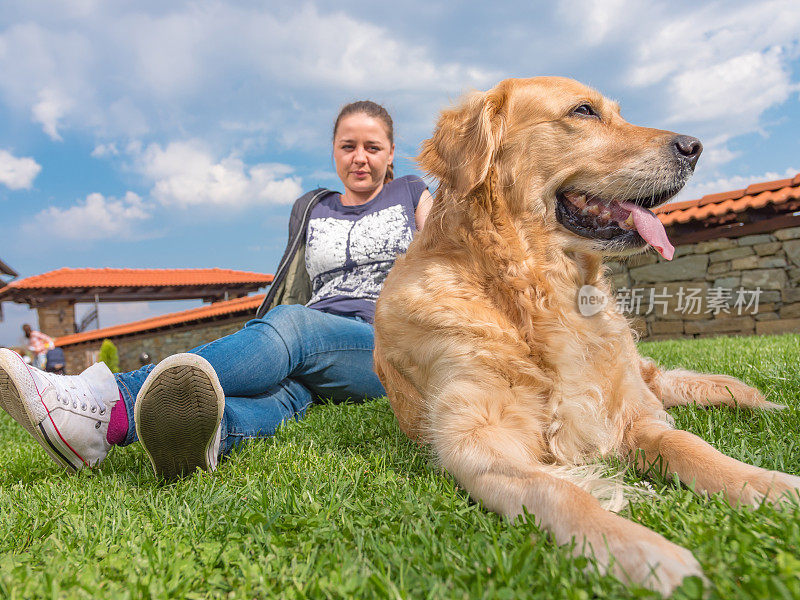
[135, 354, 224, 481]
[0, 350, 80, 472]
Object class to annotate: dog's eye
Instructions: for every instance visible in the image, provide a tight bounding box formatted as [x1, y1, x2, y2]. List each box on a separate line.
[572, 104, 599, 118]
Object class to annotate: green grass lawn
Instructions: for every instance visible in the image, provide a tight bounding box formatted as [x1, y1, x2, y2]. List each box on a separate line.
[1, 334, 799, 599]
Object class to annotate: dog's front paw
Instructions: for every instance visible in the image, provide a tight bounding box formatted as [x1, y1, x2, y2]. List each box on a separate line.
[584, 518, 705, 597]
[618, 538, 705, 597]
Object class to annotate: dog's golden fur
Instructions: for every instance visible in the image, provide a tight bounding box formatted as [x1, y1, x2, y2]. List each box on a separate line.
[373, 77, 799, 595]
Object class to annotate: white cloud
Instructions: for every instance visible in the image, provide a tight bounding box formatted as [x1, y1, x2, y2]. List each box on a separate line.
[0, 20, 92, 137]
[667, 48, 795, 129]
[620, 0, 800, 166]
[29, 191, 151, 240]
[556, 0, 631, 45]
[0, 4, 492, 142]
[91, 142, 119, 158]
[239, 5, 496, 92]
[555, 0, 800, 168]
[699, 136, 742, 168]
[31, 87, 72, 141]
[0, 149, 41, 190]
[137, 141, 303, 208]
[629, 1, 800, 88]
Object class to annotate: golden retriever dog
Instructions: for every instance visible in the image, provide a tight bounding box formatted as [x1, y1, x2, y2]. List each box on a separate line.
[373, 77, 800, 595]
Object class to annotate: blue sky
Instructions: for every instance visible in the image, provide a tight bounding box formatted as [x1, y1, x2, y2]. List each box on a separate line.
[1, 0, 799, 347]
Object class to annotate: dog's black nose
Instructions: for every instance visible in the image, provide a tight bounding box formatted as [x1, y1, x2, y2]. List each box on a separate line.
[672, 135, 703, 168]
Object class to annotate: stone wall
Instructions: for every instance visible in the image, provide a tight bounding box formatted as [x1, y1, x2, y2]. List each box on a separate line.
[62, 316, 248, 374]
[607, 226, 800, 341]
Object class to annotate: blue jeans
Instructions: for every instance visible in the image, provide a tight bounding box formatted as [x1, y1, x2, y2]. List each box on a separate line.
[114, 304, 386, 456]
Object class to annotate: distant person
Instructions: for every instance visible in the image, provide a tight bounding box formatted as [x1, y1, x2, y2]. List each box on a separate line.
[45, 347, 66, 375]
[22, 324, 55, 370]
[0, 100, 433, 478]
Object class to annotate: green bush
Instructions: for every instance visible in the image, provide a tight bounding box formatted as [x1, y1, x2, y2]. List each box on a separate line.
[97, 338, 120, 373]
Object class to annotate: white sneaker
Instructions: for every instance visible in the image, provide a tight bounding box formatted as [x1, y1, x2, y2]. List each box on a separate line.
[135, 353, 224, 480]
[0, 348, 120, 472]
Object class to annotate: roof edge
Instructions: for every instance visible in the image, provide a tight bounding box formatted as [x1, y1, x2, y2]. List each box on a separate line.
[56, 293, 265, 347]
[659, 173, 800, 216]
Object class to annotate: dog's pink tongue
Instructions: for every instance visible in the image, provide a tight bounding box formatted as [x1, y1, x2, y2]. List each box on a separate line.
[619, 202, 675, 261]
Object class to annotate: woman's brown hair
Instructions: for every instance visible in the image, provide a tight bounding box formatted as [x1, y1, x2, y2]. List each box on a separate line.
[333, 100, 394, 183]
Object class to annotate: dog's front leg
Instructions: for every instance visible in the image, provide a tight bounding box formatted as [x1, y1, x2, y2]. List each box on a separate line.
[628, 417, 800, 506]
[428, 384, 703, 596]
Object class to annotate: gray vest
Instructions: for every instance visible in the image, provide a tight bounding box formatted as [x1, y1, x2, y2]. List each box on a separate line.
[255, 188, 332, 318]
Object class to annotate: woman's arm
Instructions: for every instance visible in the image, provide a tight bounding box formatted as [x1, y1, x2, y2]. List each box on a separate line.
[415, 189, 434, 231]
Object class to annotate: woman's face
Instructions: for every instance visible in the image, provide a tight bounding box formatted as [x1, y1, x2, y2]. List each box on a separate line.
[333, 113, 394, 197]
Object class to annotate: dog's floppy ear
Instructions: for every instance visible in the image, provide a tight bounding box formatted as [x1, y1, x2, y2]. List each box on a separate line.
[419, 86, 507, 196]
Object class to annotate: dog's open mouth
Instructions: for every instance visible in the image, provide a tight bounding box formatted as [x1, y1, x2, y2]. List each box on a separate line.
[556, 191, 676, 260]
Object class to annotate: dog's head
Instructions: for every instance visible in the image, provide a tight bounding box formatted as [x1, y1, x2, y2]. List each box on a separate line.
[419, 77, 701, 260]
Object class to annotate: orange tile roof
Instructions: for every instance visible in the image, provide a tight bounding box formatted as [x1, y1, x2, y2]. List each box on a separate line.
[5, 267, 273, 290]
[656, 174, 800, 226]
[56, 294, 265, 347]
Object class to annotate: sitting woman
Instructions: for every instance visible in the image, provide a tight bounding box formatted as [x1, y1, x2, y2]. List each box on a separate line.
[0, 100, 433, 480]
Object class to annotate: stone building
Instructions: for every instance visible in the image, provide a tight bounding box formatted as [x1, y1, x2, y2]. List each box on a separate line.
[0, 267, 273, 339]
[609, 173, 800, 340]
[55, 294, 264, 374]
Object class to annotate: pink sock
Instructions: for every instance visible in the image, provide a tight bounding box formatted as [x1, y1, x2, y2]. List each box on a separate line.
[106, 391, 129, 445]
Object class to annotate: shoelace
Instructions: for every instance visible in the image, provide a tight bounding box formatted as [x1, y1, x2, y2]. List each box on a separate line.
[41, 372, 108, 415]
